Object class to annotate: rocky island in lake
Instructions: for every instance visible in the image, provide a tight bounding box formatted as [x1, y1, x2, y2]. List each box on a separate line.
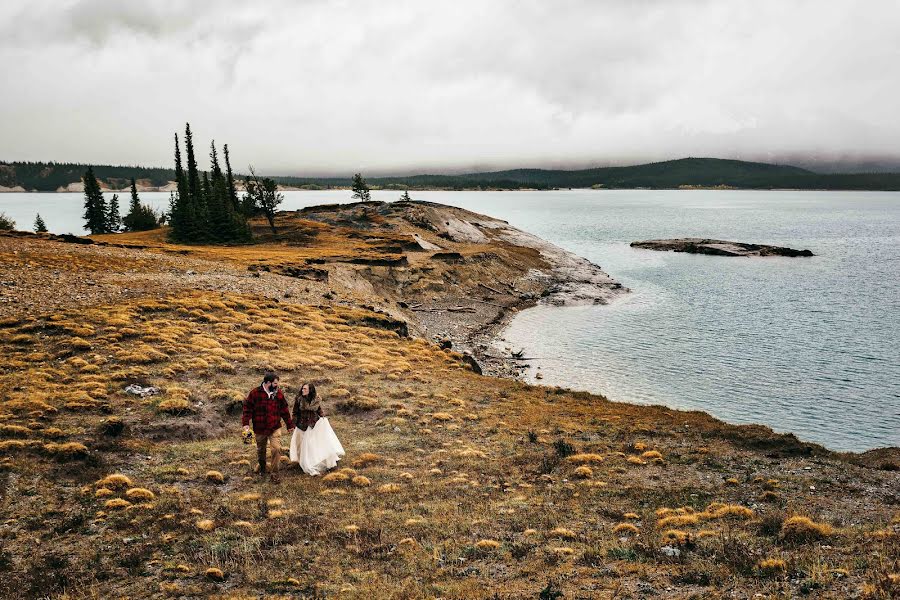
[631, 237, 814, 257]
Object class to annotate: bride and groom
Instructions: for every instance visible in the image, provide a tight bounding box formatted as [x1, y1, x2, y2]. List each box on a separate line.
[241, 371, 344, 480]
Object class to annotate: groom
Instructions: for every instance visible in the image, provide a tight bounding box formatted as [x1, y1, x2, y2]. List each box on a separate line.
[242, 371, 294, 481]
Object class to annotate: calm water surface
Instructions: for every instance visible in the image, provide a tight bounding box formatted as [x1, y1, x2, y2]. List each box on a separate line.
[2, 189, 897, 451]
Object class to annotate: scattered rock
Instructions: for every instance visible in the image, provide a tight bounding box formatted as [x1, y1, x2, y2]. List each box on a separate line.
[631, 238, 814, 257]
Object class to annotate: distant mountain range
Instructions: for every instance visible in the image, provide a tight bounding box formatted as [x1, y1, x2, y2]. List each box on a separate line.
[2, 157, 900, 192]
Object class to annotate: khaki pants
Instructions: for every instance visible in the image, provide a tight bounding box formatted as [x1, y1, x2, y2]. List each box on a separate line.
[254, 428, 282, 474]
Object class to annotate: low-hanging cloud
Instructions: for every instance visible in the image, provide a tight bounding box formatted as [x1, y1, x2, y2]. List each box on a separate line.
[1, 0, 898, 175]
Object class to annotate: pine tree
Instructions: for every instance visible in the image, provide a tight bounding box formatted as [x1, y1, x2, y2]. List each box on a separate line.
[33, 213, 47, 233]
[222, 143, 251, 242]
[107, 193, 121, 232]
[169, 133, 191, 241]
[351, 173, 371, 202]
[400, 189, 412, 202]
[124, 177, 159, 232]
[82, 167, 108, 234]
[128, 178, 140, 215]
[223, 144, 240, 212]
[184, 123, 208, 240]
[206, 141, 230, 241]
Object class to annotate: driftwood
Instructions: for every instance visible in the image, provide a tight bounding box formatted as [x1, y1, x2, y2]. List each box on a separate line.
[478, 282, 504, 295]
[472, 298, 505, 308]
[411, 306, 477, 313]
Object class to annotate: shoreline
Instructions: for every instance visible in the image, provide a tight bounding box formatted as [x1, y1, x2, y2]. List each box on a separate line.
[1, 202, 895, 457]
[1, 204, 898, 597]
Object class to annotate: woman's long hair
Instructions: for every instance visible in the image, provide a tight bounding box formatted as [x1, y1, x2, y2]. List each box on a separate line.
[297, 382, 317, 404]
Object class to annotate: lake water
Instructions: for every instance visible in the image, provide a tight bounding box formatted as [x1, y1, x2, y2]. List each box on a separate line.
[2, 189, 898, 451]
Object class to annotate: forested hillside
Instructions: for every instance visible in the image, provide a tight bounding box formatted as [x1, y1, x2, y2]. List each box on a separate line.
[3, 157, 900, 191]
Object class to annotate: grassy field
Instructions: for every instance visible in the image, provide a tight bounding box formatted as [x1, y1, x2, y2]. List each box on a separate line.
[0, 288, 896, 599]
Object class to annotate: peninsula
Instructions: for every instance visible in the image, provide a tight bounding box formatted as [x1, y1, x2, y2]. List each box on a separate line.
[0, 203, 896, 599]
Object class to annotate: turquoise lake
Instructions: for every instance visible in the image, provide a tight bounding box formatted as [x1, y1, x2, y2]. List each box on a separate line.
[2, 189, 897, 451]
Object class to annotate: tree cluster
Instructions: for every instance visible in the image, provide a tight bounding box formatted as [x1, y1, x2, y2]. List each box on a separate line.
[82, 166, 122, 234]
[122, 178, 160, 232]
[168, 123, 250, 244]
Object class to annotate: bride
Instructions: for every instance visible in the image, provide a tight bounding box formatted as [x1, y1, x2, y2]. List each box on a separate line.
[289, 382, 345, 475]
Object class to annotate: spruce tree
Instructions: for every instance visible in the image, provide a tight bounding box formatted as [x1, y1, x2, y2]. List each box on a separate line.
[184, 123, 208, 240]
[33, 213, 47, 233]
[222, 143, 251, 242]
[400, 189, 412, 202]
[124, 178, 159, 232]
[82, 167, 108, 234]
[223, 144, 240, 212]
[207, 141, 230, 241]
[128, 178, 140, 215]
[351, 173, 371, 202]
[107, 193, 121, 233]
[169, 133, 191, 241]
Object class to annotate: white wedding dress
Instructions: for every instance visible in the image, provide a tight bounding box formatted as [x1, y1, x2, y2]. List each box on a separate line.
[289, 418, 345, 475]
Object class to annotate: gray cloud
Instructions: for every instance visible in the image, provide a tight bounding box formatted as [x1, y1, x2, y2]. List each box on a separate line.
[1, 0, 899, 174]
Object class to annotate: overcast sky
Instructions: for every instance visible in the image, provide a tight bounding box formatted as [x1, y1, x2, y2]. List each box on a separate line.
[1, 0, 898, 175]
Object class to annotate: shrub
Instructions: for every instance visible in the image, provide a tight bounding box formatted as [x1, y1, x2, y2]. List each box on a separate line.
[322, 472, 348, 485]
[661, 529, 693, 546]
[125, 488, 155, 501]
[205, 567, 225, 581]
[158, 398, 192, 415]
[781, 516, 834, 543]
[706, 504, 755, 520]
[352, 475, 371, 487]
[573, 465, 593, 479]
[105, 498, 131, 509]
[0, 425, 31, 438]
[613, 523, 640, 536]
[0, 212, 15, 231]
[377, 483, 401, 493]
[566, 453, 604, 464]
[757, 557, 787, 577]
[352, 452, 381, 467]
[196, 519, 215, 531]
[335, 396, 380, 413]
[553, 439, 576, 458]
[475, 539, 501, 552]
[43, 442, 89, 460]
[97, 473, 132, 489]
[549, 527, 576, 539]
[205, 470, 225, 484]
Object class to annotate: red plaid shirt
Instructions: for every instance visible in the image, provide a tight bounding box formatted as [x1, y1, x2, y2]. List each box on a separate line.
[242, 386, 294, 436]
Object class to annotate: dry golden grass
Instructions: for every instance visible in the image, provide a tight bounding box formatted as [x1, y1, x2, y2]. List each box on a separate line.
[0, 282, 894, 599]
[757, 557, 787, 576]
[125, 487, 155, 501]
[566, 452, 604, 464]
[96, 473, 132, 489]
[781, 515, 836, 543]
